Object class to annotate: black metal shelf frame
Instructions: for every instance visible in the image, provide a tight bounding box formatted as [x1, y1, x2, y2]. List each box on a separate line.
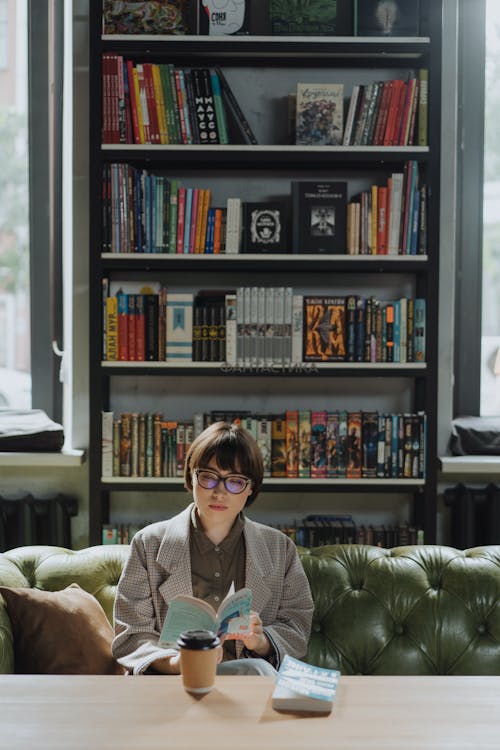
[88, 1, 442, 545]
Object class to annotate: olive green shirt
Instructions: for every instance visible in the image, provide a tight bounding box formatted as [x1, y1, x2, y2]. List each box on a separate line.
[189, 507, 246, 661]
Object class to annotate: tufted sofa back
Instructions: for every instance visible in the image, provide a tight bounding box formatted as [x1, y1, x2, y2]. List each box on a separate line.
[1, 543, 500, 674]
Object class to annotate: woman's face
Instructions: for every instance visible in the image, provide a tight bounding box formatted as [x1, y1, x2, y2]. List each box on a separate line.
[192, 455, 253, 532]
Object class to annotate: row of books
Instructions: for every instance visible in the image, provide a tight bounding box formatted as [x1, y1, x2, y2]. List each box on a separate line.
[102, 409, 427, 480]
[347, 162, 427, 256]
[342, 71, 428, 147]
[102, 165, 427, 257]
[103, 283, 426, 365]
[280, 516, 424, 548]
[102, 517, 424, 549]
[102, 0, 421, 38]
[102, 56, 256, 146]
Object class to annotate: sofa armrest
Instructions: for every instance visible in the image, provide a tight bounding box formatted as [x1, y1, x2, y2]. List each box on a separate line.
[0, 602, 14, 673]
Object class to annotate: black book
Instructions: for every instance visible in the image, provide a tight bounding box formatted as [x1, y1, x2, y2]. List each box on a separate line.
[292, 181, 347, 254]
[191, 68, 219, 145]
[242, 201, 288, 253]
[354, 0, 420, 37]
[213, 65, 258, 145]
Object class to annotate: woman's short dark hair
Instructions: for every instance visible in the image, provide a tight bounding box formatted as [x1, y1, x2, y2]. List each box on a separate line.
[184, 421, 264, 506]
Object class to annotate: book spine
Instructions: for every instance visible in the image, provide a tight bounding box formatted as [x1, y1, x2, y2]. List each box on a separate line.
[285, 409, 299, 478]
[310, 410, 327, 478]
[101, 411, 114, 478]
[210, 69, 229, 144]
[166, 293, 193, 361]
[214, 65, 258, 145]
[418, 68, 429, 146]
[298, 410, 311, 478]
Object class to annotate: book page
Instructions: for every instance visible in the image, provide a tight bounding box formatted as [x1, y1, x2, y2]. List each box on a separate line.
[216, 587, 252, 640]
[159, 595, 217, 647]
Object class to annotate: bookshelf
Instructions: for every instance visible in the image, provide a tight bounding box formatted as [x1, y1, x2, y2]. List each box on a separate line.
[88, 1, 442, 546]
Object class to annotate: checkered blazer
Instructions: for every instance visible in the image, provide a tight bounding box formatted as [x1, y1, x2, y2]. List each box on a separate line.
[112, 504, 314, 674]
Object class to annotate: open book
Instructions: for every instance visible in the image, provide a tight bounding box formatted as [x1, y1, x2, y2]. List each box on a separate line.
[272, 655, 340, 713]
[159, 587, 252, 647]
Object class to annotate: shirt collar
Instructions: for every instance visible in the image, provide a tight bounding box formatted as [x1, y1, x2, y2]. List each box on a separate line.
[190, 505, 245, 554]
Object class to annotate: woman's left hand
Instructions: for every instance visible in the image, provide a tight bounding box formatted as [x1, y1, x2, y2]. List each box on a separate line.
[240, 610, 272, 656]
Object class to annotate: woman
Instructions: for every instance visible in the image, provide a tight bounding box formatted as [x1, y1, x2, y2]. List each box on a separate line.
[112, 421, 314, 675]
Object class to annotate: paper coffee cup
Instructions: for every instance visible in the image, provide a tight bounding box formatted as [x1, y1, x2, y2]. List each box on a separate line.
[177, 630, 220, 694]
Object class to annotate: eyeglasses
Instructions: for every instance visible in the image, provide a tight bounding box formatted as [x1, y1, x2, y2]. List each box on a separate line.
[194, 468, 251, 495]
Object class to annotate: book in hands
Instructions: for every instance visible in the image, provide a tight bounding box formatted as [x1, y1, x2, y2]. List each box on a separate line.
[159, 587, 252, 647]
[272, 655, 340, 714]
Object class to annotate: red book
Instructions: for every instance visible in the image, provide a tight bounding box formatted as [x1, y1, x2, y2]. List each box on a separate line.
[372, 80, 392, 146]
[117, 291, 129, 361]
[127, 294, 137, 361]
[174, 68, 188, 144]
[391, 81, 408, 145]
[383, 80, 404, 146]
[188, 188, 200, 254]
[377, 186, 388, 254]
[135, 294, 146, 361]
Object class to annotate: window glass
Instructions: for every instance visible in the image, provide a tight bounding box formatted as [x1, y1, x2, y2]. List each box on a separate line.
[0, 0, 30, 408]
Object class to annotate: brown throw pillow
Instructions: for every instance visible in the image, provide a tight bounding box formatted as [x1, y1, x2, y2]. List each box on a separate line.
[0, 583, 125, 674]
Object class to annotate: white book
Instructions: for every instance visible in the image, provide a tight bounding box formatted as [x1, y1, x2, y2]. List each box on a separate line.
[225, 293, 237, 365]
[283, 287, 293, 366]
[101, 411, 114, 478]
[244, 286, 253, 368]
[166, 293, 193, 361]
[256, 415, 272, 477]
[257, 286, 266, 369]
[249, 286, 259, 368]
[272, 655, 340, 714]
[343, 84, 360, 146]
[236, 287, 245, 367]
[225, 197, 242, 253]
[265, 287, 275, 367]
[291, 294, 303, 364]
[273, 287, 285, 367]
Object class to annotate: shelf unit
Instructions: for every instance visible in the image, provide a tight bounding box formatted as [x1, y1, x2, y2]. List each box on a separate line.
[88, 2, 442, 546]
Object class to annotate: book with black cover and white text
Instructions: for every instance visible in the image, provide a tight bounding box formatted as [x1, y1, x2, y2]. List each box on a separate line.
[292, 181, 347, 253]
[272, 655, 340, 713]
[243, 201, 288, 253]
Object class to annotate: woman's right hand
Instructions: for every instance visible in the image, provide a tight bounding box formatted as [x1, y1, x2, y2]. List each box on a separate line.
[151, 652, 182, 674]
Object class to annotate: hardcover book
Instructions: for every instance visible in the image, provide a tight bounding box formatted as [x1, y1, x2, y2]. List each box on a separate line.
[295, 83, 344, 146]
[242, 201, 288, 254]
[303, 296, 346, 362]
[270, 0, 353, 36]
[292, 181, 347, 254]
[272, 655, 340, 714]
[102, 1, 196, 35]
[354, 0, 420, 37]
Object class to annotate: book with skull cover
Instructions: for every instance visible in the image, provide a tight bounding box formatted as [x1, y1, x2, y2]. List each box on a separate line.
[243, 201, 288, 253]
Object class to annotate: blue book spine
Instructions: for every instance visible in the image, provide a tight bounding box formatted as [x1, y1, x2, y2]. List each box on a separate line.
[205, 207, 216, 253]
[414, 298, 426, 362]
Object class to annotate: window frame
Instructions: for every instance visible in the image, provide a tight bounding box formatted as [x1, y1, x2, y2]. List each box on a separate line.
[27, 0, 63, 422]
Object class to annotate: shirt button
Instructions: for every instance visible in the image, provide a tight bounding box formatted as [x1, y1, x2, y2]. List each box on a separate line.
[214, 571, 221, 577]
[214, 547, 220, 552]
[214, 596, 220, 602]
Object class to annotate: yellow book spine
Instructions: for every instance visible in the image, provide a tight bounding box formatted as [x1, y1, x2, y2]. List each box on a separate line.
[198, 188, 211, 254]
[132, 67, 145, 144]
[194, 189, 207, 253]
[106, 296, 118, 361]
[152, 64, 169, 144]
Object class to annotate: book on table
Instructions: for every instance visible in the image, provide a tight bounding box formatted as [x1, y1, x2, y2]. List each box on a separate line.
[159, 586, 252, 646]
[272, 654, 340, 713]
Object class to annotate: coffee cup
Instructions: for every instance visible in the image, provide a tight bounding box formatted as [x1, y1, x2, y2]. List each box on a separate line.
[177, 629, 221, 694]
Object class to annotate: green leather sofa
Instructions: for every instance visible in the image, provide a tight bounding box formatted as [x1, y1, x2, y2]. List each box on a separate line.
[1, 543, 500, 674]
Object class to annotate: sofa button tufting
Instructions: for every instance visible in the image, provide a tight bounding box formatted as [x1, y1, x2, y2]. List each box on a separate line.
[478, 624, 486, 634]
[313, 623, 321, 633]
[395, 624, 404, 635]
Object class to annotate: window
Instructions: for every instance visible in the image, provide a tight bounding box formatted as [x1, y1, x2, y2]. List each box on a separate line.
[0, 0, 31, 409]
[481, 0, 500, 415]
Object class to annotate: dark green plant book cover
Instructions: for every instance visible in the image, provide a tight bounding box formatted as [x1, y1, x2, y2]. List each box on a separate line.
[270, 0, 353, 36]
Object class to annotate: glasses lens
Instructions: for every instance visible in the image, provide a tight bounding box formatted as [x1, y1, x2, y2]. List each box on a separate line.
[197, 470, 219, 489]
[225, 476, 247, 494]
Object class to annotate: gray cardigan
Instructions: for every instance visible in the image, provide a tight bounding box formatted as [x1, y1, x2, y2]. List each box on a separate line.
[112, 504, 314, 674]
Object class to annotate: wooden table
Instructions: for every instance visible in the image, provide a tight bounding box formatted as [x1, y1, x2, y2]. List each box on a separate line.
[1, 674, 499, 750]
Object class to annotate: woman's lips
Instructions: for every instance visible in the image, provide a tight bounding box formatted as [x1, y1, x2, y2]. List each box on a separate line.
[208, 503, 228, 511]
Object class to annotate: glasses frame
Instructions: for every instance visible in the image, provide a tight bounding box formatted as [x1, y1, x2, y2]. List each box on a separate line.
[194, 468, 252, 495]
